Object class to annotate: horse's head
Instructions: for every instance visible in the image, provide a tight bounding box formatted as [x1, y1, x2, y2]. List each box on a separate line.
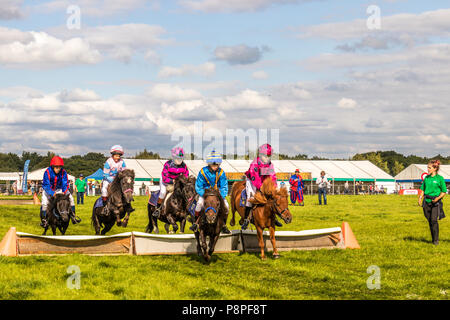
[118, 169, 135, 203]
[175, 175, 197, 204]
[203, 188, 221, 225]
[183, 176, 197, 203]
[54, 193, 71, 223]
[273, 186, 292, 224]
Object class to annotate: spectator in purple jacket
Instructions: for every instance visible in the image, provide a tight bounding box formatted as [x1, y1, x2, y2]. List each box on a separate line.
[153, 147, 189, 217]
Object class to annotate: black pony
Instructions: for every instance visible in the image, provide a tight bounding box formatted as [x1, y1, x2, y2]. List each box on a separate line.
[42, 193, 72, 235]
[92, 169, 135, 235]
[146, 175, 196, 234]
[194, 187, 229, 262]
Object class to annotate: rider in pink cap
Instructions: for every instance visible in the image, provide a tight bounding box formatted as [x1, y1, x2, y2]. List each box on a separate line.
[241, 143, 281, 229]
[153, 147, 190, 217]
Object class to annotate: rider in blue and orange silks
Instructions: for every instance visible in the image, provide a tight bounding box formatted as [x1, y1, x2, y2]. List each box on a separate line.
[289, 169, 304, 206]
[189, 150, 230, 234]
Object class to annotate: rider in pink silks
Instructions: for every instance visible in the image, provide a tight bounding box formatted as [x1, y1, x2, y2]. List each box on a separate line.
[241, 143, 282, 230]
[153, 147, 189, 217]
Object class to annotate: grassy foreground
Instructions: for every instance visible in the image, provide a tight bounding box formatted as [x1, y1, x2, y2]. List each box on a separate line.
[0, 194, 449, 300]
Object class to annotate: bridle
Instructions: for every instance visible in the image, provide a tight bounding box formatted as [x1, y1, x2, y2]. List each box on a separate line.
[271, 197, 289, 220]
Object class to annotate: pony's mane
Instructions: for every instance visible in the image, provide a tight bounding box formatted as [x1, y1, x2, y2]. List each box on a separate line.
[250, 180, 287, 205]
[109, 169, 135, 195]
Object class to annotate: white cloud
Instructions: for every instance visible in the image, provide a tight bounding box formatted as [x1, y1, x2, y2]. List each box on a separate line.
[0, 0, 23, 20]
[214, 44, 269, 65]
[147, 83, 203, 101]
[0, 29, 101, 68]
[158, 62, 216, 78]
[337, 98, 357, 109]
[252, 70, 269, 79]
[31, 0, 156, 17]
[297, 8, 450, 51]
[179, 0, 315, 13]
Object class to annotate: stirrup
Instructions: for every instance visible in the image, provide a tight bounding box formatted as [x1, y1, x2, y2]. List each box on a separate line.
[241, 219, 250, 230]
[40, 219, 48, 228]
[189, 223, 198, 232]
[152, 207, 161, 218]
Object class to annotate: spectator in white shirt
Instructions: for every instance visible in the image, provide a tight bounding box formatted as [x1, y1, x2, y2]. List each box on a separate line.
[316, 171, 330, 205]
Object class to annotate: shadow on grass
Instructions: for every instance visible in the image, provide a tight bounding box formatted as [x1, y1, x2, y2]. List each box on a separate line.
[403, 236, 450, 243]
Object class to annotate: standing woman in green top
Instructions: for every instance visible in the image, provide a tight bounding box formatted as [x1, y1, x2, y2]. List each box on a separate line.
[418, 160, 447, 245]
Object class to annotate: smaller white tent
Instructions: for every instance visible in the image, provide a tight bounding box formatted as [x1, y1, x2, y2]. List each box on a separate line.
[0, 172, 21, 181]
[27, 168, 75, 183]
[395, 164, 450, 189]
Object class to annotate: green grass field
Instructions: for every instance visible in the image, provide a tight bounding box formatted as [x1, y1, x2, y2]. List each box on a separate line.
[0, 194, 449, 300]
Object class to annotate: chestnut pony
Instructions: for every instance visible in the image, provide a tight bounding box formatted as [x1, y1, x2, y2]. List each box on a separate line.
[230, 178, 292, 259]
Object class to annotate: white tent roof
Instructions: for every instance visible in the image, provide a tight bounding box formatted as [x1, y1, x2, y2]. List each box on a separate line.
[395, 164, 450, 181]
[27, 168, 75, 182]
[122, 159, 395, 181]
[0, 172, 21, 181]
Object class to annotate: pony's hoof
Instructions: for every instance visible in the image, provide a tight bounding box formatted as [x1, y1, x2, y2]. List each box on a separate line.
[261, 256, 267, 261]
[273, 254, 281, 259]
[169, 230, 175, 234]
[117, 221, 122, 227]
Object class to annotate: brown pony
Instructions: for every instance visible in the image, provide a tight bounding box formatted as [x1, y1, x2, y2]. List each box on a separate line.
[92, 169, 135, 235]
[230, 178, 292, 259]
[194, 187, 229, 262]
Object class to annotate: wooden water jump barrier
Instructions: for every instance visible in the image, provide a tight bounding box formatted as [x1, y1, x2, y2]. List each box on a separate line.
[0, 194, 41, 206]
[0, 222, 359, 257]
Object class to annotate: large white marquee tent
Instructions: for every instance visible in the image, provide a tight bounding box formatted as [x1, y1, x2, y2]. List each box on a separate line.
[123, 159, 396, 194]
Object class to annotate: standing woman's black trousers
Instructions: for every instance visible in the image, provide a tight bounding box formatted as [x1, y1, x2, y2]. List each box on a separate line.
[422, 201, 440, 243]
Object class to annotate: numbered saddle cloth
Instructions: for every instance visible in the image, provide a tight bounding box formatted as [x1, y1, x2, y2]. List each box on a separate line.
[148, 191, 160, 206]
[94, 197, 104, 209]
[239, 188, 247, 207]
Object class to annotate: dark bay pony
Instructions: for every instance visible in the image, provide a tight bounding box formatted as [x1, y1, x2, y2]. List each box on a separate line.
[42, 193, 72, 235]
[92, 169, 135, 235]
[146, 175, 196, 234]
[230, 178, 292, 259]
[194, 187, 229, 262]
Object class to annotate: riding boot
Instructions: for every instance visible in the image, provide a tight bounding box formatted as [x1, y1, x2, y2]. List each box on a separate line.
[153, 198, 163, 218]
[70, 206, 81, 224]
[221, 219, 231, 234]
[40, 208, 48, 228]
[189, 211, 201, 232]
[241, 206, 252, 230]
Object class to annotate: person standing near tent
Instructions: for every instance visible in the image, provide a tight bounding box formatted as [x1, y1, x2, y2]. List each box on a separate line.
[75, 174, 87, 205]
[418, 160, 446, 245]
[289, 169, 304, 206]
[316, 171, 330, 205]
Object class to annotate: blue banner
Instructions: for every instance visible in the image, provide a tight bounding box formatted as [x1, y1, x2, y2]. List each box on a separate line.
[22, 160, 30, 193]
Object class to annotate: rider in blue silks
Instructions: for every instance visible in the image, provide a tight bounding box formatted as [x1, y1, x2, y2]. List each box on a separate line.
[189, 150, 231, 234]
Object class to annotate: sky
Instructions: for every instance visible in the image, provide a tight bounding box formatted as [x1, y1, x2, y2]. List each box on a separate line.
[0, 0, 449, 158]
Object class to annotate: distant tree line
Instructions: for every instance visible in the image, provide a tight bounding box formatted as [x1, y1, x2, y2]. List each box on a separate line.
[0, 150, 448, 177]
